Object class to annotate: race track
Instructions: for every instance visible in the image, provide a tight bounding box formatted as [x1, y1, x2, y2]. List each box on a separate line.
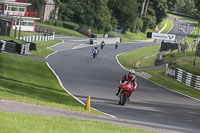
[47, 17, 200, 133]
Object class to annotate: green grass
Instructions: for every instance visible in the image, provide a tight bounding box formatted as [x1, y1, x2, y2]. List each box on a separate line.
[121, 29, 152, 42]
[164, 51, 200, 75]
[122, 39, 137, 43]
[142, 69, 200, 100]
[158, 18, 167, 31]
[37, 23, 87, 37]
[117, 45, 160, 68]
[161, 19, 173, 33]
[0, 52, 100, 115]
[118, 46, 200, 100]
[30, 39, 62, 58]
[0, 35, 26, 45]
[120, 17, 170, 42]
[120, 17, 172, 42]
[0, 111, 152, 133]
[10, 30, 43, 38]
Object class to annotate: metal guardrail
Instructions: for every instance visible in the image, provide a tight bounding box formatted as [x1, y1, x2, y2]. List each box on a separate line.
[166, 64, 200, 90]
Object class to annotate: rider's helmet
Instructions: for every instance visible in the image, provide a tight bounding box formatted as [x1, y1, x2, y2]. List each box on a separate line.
[128, 69, 135, 78]
[95, 46, 98, 49]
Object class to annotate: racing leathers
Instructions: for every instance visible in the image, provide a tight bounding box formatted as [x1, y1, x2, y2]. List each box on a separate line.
[116, 74, 137, 98]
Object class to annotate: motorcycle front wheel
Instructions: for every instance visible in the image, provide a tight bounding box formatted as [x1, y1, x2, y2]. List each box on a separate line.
[121, 93, 128, 105]
[93, 53, 96, 59]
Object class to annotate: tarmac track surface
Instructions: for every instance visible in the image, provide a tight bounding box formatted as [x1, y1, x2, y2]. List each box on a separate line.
[47, 33, 200, 133]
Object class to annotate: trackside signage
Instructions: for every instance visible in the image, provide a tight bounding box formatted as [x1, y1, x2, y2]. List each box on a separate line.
[152, 33, 176, 41]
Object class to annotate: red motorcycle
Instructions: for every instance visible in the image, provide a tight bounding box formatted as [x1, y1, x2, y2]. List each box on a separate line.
[118, 82, 134, 105]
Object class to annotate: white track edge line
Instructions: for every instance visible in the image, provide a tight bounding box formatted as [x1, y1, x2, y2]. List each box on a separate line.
[167, 19, 174, 34]
[45, 43, 116, 118]
[47, 39, 64, 49]
[46, 62, 116, 118]
[115, 53, 200, 102]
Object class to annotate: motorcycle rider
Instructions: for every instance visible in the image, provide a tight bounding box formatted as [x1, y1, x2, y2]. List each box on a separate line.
[100, 41, 105, 49]
[116, 69, 137, 100]
[92, 46, 99, 55]
[115, 42, 119, 49]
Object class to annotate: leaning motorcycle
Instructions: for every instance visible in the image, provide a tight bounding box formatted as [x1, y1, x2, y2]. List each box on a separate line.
[115, 42, 119, 49]
[118, 82, 133, 105]
[92, 50, 98, 59]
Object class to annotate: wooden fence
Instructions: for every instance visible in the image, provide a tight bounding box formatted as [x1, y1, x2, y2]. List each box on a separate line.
[35, 26, 55, 35]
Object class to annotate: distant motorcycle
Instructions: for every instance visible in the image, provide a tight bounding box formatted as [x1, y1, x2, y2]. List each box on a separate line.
[92, 51, 98, 59]
[92, 46, 99, 59]
[92, 49, 98, 59]
[100, 41, 105, 49]
[118, 82, 134, 105]
[115, 42, 119, 49]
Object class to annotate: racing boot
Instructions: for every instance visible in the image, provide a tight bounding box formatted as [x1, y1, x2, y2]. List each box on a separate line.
[116, 87, 121, 96]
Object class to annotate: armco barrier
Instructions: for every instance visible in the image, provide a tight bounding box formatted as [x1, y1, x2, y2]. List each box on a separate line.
[18, 35, 55, 42]
[166, 64, 200, 90]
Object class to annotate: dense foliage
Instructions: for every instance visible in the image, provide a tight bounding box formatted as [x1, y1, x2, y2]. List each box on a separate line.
[194, 0, 200, 18]
[173, 0, 199, 18]
[31, 0, 200, 34]
[56, 0, 176, 33]
[30, 0, 44, 12]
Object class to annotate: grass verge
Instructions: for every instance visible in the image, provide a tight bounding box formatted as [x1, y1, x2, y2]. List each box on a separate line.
[10, 30, 42, 38]
[161, 19, 173, 33]
[30, 39, 62, 58]
[141, 69, 200, 100]
[164, 51, 200, 75]
[117, 45, 160, 68]
[121, 30, 152, 42]
[117, 45, 200, 100]
[0, 52, 100, 115]
[0, 36, 26, 45]
[37, 23, 87, 37]
[158, 18, 167, 31]
[0, 111, 152, 133]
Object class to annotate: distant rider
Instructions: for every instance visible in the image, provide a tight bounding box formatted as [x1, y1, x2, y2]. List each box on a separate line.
[116, 69, 137, 99]
[115, 42, 119, 49]
[92, 46, 99, 55]
[100, 41, 105, 49]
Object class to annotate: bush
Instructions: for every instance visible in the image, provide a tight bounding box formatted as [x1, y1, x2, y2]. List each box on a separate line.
[79, 23, 104, 34]
[55, 20, 64, 27]
[134, 18, 143, 33]
[55, 21, 80, 31]
[63, 21, 79, 31]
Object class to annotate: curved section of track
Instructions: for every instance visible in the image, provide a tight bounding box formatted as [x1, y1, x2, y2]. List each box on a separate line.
[47, 18, 200, 133]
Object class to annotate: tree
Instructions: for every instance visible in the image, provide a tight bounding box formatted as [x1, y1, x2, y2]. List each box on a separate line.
[149, 0, 168, 24]
[108, 0, 138, 32]
[140, 0, 146, 17]
[167, 0, 177, 11]
[59, 0, 111, 33]
[174, 0, 197, 17]
[194, 0, 200, 17]
[30, 0, 44, 12]
[144, 0, 149, 15]
[93, 0, 111, 32]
